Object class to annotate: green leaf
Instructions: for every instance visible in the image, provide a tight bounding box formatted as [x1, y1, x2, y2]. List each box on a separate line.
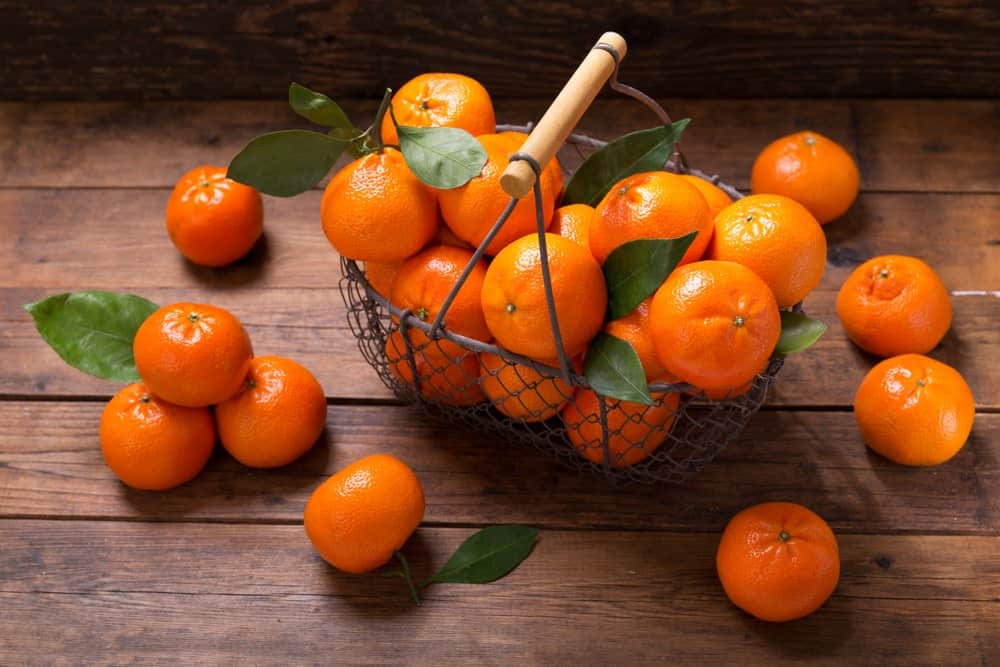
[23, 291, 159, 382]
[328, 126, 368, 158]
[603, 234, 697, 320]
[395, 125, 487, 189]
[563, 120, 691, 206]
[775, 311, 827, 355]
[583, 333, 653, 405]
[288, 82, 353, 129]
[421, 526, 538, 587]
[228, 130, 346, 197]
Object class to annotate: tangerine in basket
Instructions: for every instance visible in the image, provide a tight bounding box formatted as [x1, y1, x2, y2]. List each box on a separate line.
[100, 382, 215, 491]
[605, 297, 674, 383]
[561, 389, 681, 468]
[708, 194, 827, 308]
[836, 255, 952, 357]
[679, 174, 733, 219]
[304, 453, 425, 574]
[496, 130, 565, 197]
[438, 133, 560, 256]
[650, 261, 780, 394]
[133, 302, 253, 407]
[165, 165, 263, 267]
[717, 502, 840, 622]
[380, 73, 496, 146]
[364, 260, 403, 298]
[551, 203, 597, 254]
[481, 233, 606, 361]
[854, 354, 974, 466]
[589, 171, 713, 265]
[479, 351, 574, 422]
[320, 148, 439, 263]
[385, 330, 486, 406]
[751, 130, 859, 224]
[215, 356, 328, 469]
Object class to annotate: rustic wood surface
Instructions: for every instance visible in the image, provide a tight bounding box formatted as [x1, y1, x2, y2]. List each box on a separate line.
[0, 99, 997, 665]
[2, 2, 999, 100]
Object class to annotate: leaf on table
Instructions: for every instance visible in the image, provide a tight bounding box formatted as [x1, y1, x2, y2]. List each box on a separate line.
[562, 119, 690, 206]
[288, 82, 353, 129]
[22, 291, 159, 382]
[422, 525, 538, 586]
[603, 234, 696, 320]
[228, 130, 346, 197]
[396, 125, 487, 189]
[583, 333, 653, 405]
[775, 311, 827, 355]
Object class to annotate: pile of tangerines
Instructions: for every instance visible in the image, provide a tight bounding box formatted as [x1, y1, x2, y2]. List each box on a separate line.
[70, 69, 974, 621]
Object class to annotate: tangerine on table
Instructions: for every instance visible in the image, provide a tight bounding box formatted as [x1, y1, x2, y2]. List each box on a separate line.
[133, 302, 254, 408]
[438, 133, 560, 256]
[304, 453, 425, 574]
[479, 351, 573, 422]
[561, 389, 681, 468]
[751, 130, 860, 224]
[481, 233, 607, 361]
[320, 148, 439, 263]
[166, 165, 263, 267]
[836, 255, 952, 357]
[854, 354, 974, 466]
[215, 356, 328, 469]
[708, 193, 827, 308]
[551, 203, 597, 254]
[100, 382, 215, 491]
[650, 260, 780, 394]
[717, 502, 840, 622]
[385, 330, 486, 406]
[679, 174, 733, 219]
[590, 171, 713, 265]
[380, 73, 496, 146]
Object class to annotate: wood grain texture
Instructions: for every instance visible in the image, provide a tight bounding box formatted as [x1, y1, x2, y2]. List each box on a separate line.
[0, 402, 995, 533]
[1, 521, 997, 665]
[2, 1, 999, 100]
[1, 99, 997, 192]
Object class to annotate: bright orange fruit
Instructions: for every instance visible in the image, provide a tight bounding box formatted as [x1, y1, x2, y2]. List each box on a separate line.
[380, 73, 495, 146]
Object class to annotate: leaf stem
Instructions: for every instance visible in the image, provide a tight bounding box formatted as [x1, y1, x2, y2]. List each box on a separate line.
[394, 550, 421, 605]
[370, 88, 394, 153]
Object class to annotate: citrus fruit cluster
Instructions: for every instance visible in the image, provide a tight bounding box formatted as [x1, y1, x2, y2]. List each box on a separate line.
[100, 302, 327, 490]
[320, 73, 832, 470]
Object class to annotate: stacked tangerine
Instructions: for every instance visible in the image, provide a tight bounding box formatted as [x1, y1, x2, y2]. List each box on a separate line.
[100, 302, 327, 490]
[320, 73, 832, 470]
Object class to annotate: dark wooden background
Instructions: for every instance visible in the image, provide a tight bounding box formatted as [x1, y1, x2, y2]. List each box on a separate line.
[2, 0, 999, 101]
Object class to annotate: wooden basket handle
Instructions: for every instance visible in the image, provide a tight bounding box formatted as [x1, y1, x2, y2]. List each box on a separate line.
[500, 31, 627, 198]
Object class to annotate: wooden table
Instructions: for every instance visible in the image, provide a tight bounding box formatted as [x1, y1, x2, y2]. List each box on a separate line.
[1, 98, 997, 665]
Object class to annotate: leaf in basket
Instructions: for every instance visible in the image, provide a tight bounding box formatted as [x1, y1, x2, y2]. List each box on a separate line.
[562, 119, 690, 206]
[603, 234, 697, 320]
[288, 82, 354, 129]
[775, 311, 827, 355]
[583, 333, 653, 405]
[420, 525, 538, 587]
[395, 125, 488, 189]
[23, 291, 160, 382]
[228, 130, 346, 197]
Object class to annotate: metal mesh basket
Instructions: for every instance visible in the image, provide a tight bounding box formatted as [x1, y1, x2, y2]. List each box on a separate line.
[337, 39, 788, 484]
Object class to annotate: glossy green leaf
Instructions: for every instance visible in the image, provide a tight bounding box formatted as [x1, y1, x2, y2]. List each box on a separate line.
[421, 526, 538, 586]
[396, 125, 487, 189]
[583, 333, 653, 405]
[775, 311, 828, 355]
[563, 119, 690, 206]
[23, 291, 159, 382]
[228, 130, 345, 197]
[288, 82, 353, 129]
[603, 234, 697, 320]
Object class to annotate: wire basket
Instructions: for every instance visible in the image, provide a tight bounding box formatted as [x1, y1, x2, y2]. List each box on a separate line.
[338, 34, 788, 484]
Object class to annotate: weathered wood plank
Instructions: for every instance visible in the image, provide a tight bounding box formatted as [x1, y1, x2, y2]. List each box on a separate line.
[0, 100, 997, 192]
[0, 521, 996, 665]
[2, 1, 998, 100]
[0, 403, 994, 533]
[3, 286, 996, 408]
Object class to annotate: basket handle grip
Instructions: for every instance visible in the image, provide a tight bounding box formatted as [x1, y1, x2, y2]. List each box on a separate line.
[500, 32, 627, 198]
